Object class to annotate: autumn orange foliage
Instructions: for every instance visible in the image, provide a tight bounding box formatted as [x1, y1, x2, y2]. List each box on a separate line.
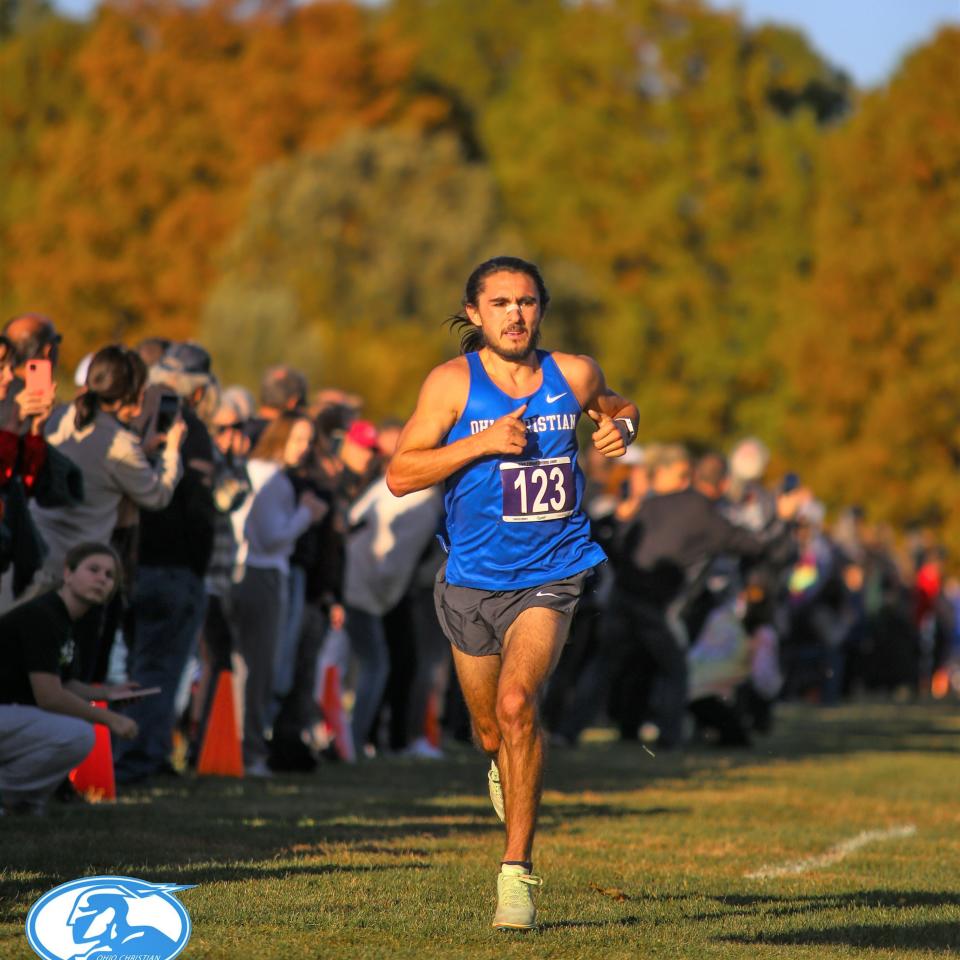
[6, 0, 446, 359]
[1, 3, 957, 548]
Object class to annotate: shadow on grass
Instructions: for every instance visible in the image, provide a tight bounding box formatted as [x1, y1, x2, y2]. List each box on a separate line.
[539, 915, 647, 930]
[465, 801, 690, 822]
[178, 860, 431, 886]
[0, 874, 62, 913]
[350, 843, 433, 856]
[722, 922, 960, 951]
[712, 889, 960, 914]
[0, 861, 437, 925]
[710, 889, 960, 951]
[1, 702, 956, 934]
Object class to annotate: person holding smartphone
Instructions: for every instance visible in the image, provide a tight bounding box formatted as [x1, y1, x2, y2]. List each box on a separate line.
[0, 312, 61, 438]
[112, 341, 215, 785]
[0, 334, 56, 480]
[30, 345, 184, 592]
[0, 333, 59, 609]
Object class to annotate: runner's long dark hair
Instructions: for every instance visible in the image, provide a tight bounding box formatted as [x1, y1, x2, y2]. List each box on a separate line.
[447, 256, 551, 354]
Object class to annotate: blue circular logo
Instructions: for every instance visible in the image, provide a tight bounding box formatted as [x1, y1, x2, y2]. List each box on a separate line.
[25, 875, 194, 960]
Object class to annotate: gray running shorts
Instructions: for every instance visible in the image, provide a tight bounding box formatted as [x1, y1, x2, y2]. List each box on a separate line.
[434, 562, 595, 657]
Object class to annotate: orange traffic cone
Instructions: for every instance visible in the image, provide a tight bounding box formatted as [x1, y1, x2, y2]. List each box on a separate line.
[321, 665, 355, 762]
[197, 670, 244, 777]
[424, 690, 441, 749]
[70, 700, 116, 802]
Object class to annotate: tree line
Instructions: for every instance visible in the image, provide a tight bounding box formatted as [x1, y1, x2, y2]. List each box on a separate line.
[2, 0, 958, 550]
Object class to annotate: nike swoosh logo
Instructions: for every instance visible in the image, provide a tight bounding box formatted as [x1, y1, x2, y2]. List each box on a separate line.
[536, 591, 562, 598]
[545, 392, 567, 404]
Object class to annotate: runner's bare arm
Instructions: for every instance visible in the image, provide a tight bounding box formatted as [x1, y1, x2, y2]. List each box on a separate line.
[555, 353, 639, 458]
[386, 361, 528, 496]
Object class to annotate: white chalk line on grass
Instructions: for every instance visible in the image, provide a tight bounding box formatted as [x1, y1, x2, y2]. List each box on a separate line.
[745, 824, 917, 879]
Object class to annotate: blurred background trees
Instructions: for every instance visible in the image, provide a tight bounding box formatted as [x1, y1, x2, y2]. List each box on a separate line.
[774, 27, 960, 542]
[1, 0, 957, 546]
[199, 128, 507, 414]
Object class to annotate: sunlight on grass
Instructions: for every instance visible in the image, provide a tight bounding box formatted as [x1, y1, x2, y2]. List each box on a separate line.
[1, 703, 959, 959]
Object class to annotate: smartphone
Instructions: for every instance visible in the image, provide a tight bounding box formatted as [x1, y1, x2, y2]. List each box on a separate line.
[154, 393, 180, 435]
[107, 686, 162, 703]
[24, 358, 53, 394]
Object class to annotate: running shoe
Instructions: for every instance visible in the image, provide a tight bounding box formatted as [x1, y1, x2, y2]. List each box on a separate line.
[488, 760, 505, 822]
[492, 864, 542, 930]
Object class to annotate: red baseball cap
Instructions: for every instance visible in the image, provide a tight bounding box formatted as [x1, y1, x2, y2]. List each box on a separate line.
[345, 419, 379, 451]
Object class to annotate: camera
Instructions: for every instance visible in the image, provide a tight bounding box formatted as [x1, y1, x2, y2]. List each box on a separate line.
[153, 392, 181, 435]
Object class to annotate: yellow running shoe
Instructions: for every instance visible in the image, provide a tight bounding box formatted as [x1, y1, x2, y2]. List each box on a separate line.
[492, 864, 542, 930]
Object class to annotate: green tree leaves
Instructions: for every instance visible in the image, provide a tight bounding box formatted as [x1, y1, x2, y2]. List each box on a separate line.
[777, 28, 960, 544]
[1, 1, 955, 545]
[199, 129, 506, 417]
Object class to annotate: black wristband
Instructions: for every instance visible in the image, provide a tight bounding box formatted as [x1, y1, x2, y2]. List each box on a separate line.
[614, 416, 636, 443]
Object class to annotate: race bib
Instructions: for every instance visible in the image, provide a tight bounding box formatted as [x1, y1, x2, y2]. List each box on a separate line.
[499, 457, 574, 522]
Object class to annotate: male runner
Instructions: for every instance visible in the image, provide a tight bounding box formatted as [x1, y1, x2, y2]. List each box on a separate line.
[386, 256, 638, 930]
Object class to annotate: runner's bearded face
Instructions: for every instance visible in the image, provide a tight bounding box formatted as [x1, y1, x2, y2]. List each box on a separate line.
[468, 271, 542, 362]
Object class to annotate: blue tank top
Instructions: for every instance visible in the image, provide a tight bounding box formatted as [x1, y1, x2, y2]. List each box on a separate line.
[441, 350, 606, 590]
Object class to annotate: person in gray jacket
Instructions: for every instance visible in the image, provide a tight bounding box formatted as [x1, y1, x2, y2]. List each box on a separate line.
[30, 345, 183, 589]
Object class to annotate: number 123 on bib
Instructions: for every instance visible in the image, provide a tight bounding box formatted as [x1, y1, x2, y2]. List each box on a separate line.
[499, 457, 574, 523]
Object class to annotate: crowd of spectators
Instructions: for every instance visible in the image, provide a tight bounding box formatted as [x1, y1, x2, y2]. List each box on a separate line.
[546, 439, 960, 749]
[0, 313, 957, 813]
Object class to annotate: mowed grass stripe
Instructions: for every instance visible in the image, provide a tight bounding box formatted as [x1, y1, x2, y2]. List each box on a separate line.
[745, 824, 918, 878]
[1, 701, 959, 959]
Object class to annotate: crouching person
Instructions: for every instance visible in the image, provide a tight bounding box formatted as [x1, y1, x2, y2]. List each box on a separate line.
[0, 542, 139, 815]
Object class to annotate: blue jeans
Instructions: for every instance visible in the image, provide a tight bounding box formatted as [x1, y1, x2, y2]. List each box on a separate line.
[272, 565, 307, 706]
[114, 566, 206, 781]
[344, 607, 389, 751]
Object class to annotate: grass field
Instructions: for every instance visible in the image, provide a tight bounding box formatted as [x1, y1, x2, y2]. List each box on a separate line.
[2, 701, 959, 959]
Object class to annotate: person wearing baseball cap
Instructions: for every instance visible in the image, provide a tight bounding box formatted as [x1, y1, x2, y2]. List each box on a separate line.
[345, 420, 378, 450]
[336, 420, 380, 501]
[115, 341, 216, 784]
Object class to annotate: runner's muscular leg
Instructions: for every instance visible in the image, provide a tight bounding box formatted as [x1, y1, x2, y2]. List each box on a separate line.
[497, 606, 569, 862]
[450, 647, 502, 756]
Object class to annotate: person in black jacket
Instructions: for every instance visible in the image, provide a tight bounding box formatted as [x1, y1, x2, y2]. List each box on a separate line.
[114, 343, 217, 784]
[605, 447, 804, 747]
